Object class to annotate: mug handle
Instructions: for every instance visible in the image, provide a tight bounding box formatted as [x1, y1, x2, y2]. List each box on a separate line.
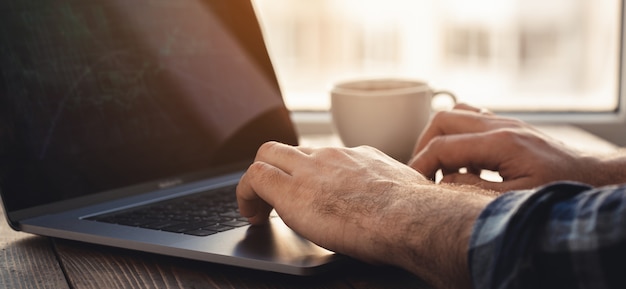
[431, 90, 457, 111]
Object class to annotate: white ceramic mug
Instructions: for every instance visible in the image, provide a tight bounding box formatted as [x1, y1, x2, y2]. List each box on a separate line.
[330, 78, 456, 163]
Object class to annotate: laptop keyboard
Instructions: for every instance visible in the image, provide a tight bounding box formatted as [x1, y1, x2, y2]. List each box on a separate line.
[86, 184, 250, 236]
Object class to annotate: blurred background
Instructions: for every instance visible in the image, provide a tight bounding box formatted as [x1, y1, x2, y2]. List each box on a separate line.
[252, 0, 621, 113]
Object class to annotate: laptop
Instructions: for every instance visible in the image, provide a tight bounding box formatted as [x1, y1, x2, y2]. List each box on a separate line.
[0, 0, 340, 275]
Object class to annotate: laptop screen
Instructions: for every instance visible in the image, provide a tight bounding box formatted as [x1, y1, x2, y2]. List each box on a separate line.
[0, 1, 298, 214]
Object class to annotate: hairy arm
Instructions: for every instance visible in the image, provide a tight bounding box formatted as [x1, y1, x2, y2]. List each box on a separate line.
[396, 184, 496, 289]
[590, 149, 626, 186]
[237, 142, 495, 289]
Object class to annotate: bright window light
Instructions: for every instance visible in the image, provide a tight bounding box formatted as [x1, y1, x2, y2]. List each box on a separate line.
[252, 0, 621, 112]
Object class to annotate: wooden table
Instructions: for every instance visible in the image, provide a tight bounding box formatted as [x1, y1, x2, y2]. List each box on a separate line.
[1, 126, 617, 289]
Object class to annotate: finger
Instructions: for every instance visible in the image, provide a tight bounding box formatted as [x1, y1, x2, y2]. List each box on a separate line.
[413, 110, 490, 155]
[409, 132, 507, 180]
[453, 103, 482, 112]
[236, 161, 290, 224]
[255, 141, 308, 175]
[413, 107, 514, 157]
[453, 103, 494, 115]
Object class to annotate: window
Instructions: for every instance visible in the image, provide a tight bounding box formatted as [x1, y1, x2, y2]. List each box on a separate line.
[252, 0, 621, 114]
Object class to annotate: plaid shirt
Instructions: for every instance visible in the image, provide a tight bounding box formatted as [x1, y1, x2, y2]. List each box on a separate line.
[469, 182, 626, 289]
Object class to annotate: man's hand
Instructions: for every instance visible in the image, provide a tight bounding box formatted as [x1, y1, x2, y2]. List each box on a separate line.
[408, 104, 604, 192]
[236, 142, 493, 289]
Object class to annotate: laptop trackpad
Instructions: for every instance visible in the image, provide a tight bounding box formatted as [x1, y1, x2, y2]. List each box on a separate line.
[173, 216, 336, 268]
[234, 217, 332, 261]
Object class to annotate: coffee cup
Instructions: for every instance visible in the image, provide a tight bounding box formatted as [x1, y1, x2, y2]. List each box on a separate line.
[330, 78, 456, 163]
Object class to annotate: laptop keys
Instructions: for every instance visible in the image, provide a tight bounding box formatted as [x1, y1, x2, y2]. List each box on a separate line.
[86, 185, 250, 236]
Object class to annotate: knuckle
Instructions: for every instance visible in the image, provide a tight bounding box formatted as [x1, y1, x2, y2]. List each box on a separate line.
[349, 145, 388, 160]
[488, 128, 537, 148]
[430, 110, 451, 124]
[246, 161, 267, 175]
[314, 146, 346, 159]
[490, 128, 517, 139]
[257, 141, 279, 155]
[354, 145, 378, 153]
[426, 135, 448, 149]
[243, 163, 284, 199]
[497, 127, 530, 139]
[248, 161, 278, 180]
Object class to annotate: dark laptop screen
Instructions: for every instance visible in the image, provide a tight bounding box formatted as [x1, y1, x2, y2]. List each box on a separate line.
[0, 1, 298, 213]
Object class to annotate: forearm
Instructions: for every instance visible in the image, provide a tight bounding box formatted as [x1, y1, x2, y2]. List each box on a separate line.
[392, 184, 495, 289]
[590, 149, 626, 186]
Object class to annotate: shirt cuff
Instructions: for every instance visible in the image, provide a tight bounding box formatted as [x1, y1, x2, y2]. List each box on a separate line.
[468, 182, 591, 289]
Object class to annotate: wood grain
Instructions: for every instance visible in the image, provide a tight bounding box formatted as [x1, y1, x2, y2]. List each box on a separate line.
[53, 238, 430, 289]
[0, 207, 69, 289]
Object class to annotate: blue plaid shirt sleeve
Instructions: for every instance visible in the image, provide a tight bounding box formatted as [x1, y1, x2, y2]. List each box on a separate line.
[469, 182, 626, 289]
